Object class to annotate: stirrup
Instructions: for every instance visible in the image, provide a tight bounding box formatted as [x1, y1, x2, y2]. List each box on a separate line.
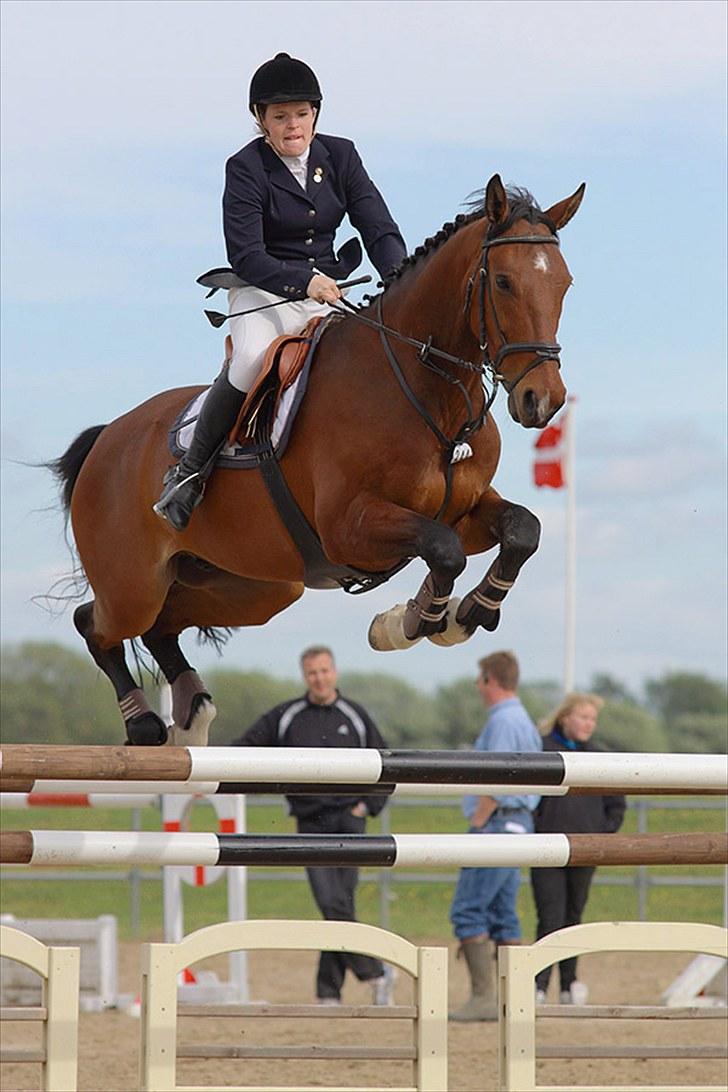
[153, 465, 205, 524]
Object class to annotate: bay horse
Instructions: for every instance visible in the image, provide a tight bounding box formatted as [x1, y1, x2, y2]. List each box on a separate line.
[51, 174, 584, 746]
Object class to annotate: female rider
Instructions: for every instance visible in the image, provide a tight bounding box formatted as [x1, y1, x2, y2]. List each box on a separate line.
[154, 52, 407, 530]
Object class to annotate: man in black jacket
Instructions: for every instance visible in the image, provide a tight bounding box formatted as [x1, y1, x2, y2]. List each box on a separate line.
[233, 645, 393, 1004]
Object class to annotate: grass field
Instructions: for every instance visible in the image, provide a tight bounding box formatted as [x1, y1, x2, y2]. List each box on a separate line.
[1, 798, 725, 941]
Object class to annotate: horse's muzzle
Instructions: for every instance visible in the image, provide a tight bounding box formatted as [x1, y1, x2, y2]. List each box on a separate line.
[509, 385, 565, 428]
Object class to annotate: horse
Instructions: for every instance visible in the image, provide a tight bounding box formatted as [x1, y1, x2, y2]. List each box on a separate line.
[50, 174, 584, 746]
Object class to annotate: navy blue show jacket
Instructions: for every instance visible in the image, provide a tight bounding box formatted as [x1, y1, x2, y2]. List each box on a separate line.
[222, 134, 407, 299]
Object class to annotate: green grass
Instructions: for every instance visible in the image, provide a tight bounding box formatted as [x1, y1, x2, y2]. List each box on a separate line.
[1, 799, 724, 941]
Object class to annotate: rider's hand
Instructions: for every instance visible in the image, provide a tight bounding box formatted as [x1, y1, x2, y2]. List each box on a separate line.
[307, 273, 342, 305]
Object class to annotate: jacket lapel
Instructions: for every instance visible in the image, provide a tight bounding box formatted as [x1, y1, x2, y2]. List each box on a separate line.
[260, 140, 312, 203]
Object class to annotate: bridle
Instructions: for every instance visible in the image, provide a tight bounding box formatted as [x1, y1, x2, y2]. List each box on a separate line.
[469, 229, 563, 394]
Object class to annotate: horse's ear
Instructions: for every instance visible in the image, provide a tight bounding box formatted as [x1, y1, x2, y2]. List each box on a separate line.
[544, 183, 586, 230]
[484, 174, 509, 227]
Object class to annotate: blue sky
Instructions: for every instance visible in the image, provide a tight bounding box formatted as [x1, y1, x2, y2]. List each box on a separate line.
[1, 0, 726, 694]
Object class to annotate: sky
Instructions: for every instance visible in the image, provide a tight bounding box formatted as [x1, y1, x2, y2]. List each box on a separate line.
[1, 0, 726, 697]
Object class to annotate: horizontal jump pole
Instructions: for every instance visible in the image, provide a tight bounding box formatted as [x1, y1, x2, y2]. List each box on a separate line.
[1, 746, 725, 793]
[0, 792, 159, 810]
[0, 780, 569, 800]
[2, 831, 726, 868]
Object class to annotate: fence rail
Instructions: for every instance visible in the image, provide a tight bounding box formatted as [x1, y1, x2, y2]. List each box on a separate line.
[1, 797, 724, 933]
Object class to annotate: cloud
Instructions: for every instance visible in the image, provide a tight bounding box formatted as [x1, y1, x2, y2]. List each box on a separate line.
[579, 420, 727, 500]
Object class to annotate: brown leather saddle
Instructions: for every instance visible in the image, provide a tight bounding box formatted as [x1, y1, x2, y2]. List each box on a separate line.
[228, 316, 326, 445]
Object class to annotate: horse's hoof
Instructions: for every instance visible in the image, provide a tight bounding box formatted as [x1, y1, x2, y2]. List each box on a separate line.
[167, 696, 217, 747]
[455, 596, 501, 633]
[368, 603, 423, 651]
[428, 598, 472, 647]
[125, 712, 168, 746]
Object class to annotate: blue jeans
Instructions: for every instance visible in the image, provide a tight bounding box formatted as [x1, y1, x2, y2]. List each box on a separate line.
[449, 811, 534, 942]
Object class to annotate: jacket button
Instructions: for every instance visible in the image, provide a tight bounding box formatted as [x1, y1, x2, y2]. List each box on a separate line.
[308, 209, 316, 218]
[308, 257, 315, 263]
[305, 238, 313, 245]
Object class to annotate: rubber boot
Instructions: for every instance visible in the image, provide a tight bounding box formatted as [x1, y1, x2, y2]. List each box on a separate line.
[448, 938, 498, 1022]
[153, 372, 245, 531]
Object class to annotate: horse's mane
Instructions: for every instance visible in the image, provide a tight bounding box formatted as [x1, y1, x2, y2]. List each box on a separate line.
[381, 186, 556, 290]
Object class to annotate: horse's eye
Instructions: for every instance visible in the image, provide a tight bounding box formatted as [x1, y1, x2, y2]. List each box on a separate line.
[495, 274, 510, 291]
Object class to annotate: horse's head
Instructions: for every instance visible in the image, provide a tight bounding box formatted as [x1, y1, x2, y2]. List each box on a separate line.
[468, 175, 585, 429]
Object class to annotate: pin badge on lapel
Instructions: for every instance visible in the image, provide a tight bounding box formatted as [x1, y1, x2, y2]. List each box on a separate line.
[313, 166, 324, 184]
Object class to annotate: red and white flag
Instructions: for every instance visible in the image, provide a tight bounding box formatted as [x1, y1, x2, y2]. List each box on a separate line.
[533, 423, 565, 488]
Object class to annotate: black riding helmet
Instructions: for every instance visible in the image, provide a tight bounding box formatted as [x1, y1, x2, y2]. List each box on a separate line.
[249, 52, 322, 113]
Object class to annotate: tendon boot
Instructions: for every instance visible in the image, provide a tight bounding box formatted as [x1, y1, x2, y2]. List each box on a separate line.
[448, 938, 498, 1022]
[153, 372, 245, 531]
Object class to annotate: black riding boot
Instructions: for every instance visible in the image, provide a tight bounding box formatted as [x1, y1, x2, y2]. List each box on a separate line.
[153, 372, 245, 531]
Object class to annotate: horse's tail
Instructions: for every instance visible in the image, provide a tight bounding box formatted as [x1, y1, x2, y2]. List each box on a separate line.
[47, 424, 107, 514]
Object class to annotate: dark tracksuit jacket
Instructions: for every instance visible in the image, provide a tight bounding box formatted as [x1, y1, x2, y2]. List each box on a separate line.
[233, 692, 389, 998]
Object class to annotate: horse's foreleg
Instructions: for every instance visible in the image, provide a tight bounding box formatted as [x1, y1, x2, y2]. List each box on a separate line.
[430, 493, 541, 646]
[73, 602, 168, 745]
[321, 497, 466, 651]
[140, 626, 216, 748]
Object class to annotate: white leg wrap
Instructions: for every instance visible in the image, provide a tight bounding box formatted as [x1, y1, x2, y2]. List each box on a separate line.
[368, 603, 423, 651]
[166, 697, 217, 748]
[427, 597, 472, 647]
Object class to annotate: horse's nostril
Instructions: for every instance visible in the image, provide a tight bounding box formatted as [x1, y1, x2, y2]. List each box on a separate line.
[522, 390, 537, 419]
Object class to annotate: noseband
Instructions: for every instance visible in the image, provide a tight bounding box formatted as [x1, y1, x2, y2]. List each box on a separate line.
[470, 232, 563, 394]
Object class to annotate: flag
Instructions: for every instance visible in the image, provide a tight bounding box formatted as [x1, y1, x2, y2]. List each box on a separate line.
[533, 423, 564, 488]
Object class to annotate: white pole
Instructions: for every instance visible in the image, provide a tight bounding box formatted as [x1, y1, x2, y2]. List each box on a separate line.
[564, 397, 577, 693]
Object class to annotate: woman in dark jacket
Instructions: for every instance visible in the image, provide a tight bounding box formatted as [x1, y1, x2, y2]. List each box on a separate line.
[531, 693, 626, 1004]
[155, 52, 406, 530]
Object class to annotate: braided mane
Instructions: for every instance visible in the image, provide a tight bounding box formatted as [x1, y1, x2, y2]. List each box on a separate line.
[381, 186, 556, 290]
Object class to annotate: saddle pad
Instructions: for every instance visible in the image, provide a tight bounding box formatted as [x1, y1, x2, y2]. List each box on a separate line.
[173, 377, 302, 466]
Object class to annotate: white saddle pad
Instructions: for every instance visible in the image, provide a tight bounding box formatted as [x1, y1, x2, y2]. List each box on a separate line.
[176, 374, 302, 455]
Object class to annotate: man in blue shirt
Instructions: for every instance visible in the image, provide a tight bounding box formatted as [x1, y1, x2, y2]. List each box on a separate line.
[449, 650, 542, 1022]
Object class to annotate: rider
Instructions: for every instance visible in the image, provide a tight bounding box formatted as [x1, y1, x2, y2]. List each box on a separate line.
[154, 51, 407, 531]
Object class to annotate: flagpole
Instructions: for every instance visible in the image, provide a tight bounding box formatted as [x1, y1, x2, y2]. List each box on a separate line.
[564, 396, 577, 692]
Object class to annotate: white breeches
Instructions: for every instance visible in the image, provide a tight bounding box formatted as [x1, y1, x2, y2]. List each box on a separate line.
[227, 285, 331, 392]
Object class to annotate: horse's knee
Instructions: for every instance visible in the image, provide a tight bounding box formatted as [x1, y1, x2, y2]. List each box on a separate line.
[501, 505, 541, 563]
[419, 524, 466, 584]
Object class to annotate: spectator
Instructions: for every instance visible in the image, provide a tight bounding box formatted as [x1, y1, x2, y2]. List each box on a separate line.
[531, 692, 626, 1004]
[449, 651, 542, 1022]
[233, 645, 394, 1005]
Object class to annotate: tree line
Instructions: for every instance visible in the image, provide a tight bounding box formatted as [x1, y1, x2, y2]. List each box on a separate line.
[1, 641, 726, 754]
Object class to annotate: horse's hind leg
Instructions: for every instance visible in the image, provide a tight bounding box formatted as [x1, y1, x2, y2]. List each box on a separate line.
[140, 625, 216, 748]
[142, 564, 305, 745]
[74, 602, 168, 745]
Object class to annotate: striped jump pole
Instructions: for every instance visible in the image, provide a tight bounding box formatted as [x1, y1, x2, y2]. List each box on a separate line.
[1, 746, 726, 795]
[0, 791, 159, 809]
[0, 780, 568, 799]
[2, 831, 727, 868]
